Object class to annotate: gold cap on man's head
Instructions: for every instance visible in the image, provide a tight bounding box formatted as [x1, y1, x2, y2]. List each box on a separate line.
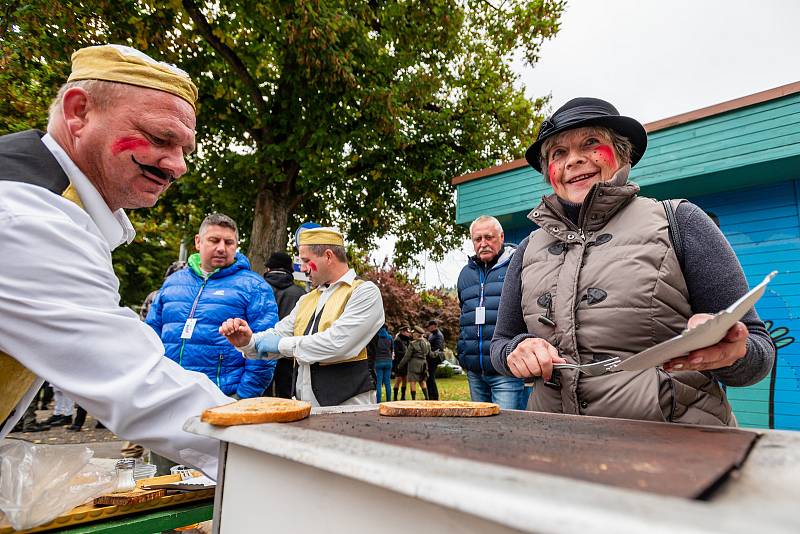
[298, 228, 345, 247]
[68, 44, 198, 110]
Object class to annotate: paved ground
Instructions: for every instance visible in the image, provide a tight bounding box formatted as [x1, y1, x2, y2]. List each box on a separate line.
[7, 406, 128, 459]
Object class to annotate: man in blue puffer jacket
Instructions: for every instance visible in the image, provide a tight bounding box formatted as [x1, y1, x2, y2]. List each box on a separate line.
[147, 213, 278, 399]
[457, 216, 527, 410]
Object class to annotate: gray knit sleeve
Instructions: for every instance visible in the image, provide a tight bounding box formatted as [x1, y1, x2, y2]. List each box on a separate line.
[490, 237, 538, 375]
[675, 202, 776, 387]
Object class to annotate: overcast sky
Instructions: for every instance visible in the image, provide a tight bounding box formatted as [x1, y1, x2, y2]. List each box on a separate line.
[377, 0, 800, 288]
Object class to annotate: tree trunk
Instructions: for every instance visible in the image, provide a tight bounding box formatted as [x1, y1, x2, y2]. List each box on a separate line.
[247, 185, 292, 274]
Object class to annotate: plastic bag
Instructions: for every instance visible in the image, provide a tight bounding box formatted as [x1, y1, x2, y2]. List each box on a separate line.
[0, 439, 117, 530]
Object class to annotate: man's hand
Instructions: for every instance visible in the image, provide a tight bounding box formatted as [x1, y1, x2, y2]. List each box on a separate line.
[663, 314, 748, 372]
[219, 318, 253, 348]
[506, 338, 566, 381]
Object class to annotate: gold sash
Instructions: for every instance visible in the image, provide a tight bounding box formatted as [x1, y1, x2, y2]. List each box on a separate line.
[293, 279, 368, 365]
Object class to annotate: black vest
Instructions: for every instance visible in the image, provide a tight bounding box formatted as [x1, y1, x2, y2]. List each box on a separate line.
[0, 130, 70, 194]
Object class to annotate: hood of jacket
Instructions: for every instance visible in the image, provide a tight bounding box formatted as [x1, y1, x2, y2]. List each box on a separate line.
[467, 244, 516, 272]
[264, 269, 296, 289]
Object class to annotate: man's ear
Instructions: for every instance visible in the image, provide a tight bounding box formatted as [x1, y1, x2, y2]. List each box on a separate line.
[194, 234, 201, 251]
[61, 87, 92, 138]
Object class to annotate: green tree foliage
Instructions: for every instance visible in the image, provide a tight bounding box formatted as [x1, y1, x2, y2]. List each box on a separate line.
[1, 0, 564, 304]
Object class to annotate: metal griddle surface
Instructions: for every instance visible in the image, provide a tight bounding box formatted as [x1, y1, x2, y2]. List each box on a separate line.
[289, 410, 758, 499]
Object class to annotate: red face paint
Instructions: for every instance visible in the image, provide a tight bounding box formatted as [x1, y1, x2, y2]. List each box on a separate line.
[592, 145, 617, 167]
[548, 162, 558, 188]
[111, 137, 150, 156]
[307, 261, 318, 272]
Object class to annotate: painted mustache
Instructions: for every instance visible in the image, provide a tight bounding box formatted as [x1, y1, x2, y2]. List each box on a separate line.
[131, 156, 175, 183]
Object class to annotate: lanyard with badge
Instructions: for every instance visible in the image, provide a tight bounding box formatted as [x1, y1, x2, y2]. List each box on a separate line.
[181, 273, 211, 340]
[475, 269, 486, 326]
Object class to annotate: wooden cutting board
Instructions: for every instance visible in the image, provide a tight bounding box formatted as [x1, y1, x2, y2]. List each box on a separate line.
[93, 487, 166, 506]
[379, 400, 500, 417]
[92, 471, 205, 506]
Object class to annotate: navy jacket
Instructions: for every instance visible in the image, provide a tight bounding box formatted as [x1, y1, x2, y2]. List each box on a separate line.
[147, 252, 278, 398]
[456, 245, 515, 375]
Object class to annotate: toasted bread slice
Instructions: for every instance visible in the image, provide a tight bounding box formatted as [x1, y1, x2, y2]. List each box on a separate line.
[379, 400, 500, 417]
[201, 397, 312, 426]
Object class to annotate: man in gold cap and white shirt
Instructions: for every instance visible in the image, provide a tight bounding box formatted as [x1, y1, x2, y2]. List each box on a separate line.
[220, 227, 384, 406]
[0, 44, 230, 476]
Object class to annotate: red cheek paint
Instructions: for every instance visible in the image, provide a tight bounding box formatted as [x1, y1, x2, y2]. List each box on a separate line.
[592, 144, 617, 167]
[111, 137, 150, 156]
[548, 162, 558, 188]
[308, 261, 318, 272]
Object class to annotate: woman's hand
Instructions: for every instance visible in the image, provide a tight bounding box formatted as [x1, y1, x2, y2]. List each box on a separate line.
[506, 338, 566, 380]
[663, 314, 748, 372]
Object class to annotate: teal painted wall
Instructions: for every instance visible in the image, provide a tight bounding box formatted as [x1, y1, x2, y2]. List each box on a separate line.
[456, 165, 549, 226]
[637, 97, 800, 196]
[455, 91, 800, 226]
[692, 180, 800, 430]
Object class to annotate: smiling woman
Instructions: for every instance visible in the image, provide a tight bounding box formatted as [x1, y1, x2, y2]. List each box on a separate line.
[489, 96, 776, 428]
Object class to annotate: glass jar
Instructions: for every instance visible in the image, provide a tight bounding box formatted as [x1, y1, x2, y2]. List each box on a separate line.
[114, 458, 137, 493]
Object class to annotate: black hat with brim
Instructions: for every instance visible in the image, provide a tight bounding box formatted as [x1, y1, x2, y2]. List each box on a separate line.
[524, 97, 648, 174]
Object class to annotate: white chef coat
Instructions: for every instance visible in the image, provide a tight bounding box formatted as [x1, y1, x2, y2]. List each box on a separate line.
[0, 136, 230, 476]
[240, 269, 384, 406]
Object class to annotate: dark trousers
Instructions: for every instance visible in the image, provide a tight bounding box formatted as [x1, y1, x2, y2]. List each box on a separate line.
[425, 357, 439, 400]
[39, 382, 54, 409]
[73, 406, 87, 429]
[266, 358, 294, 398]
[20, 401, 37, 426]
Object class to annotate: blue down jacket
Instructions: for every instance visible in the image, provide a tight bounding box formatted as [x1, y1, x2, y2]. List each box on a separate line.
[146, 252, 278, 398]
[456, 245, 515, 375]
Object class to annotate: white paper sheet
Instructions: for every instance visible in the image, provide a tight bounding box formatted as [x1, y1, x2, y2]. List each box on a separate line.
[611, 271, 776, 372]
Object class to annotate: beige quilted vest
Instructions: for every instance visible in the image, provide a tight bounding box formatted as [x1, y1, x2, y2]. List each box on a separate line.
[520, 168, 733, 426]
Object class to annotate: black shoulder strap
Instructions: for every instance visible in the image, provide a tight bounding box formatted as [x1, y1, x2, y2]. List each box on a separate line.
[661, 199, 685, 267]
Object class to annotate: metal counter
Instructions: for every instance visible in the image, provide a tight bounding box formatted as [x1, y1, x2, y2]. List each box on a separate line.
[186, 405, 800, 534]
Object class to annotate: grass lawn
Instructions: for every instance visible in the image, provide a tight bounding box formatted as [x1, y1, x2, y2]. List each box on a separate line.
[435, 374, 471, 401]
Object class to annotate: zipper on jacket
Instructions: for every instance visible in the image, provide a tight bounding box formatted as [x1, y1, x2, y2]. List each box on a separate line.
[478, 268, 486, 373]
[178, 274, 211, 366]
[216, 354, 223, 388]
[577, 186, 600, 230]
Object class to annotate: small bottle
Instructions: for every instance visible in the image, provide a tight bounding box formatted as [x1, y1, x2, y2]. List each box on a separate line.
[114, 459, 137, 493]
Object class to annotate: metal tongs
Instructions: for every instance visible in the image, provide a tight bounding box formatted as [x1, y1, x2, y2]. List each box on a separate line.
[553, 356, 621, 377]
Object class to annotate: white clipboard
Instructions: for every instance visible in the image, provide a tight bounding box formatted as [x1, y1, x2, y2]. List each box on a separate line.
[612, 271, 776, 372]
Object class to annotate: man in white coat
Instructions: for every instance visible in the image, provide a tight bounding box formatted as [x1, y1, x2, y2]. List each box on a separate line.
[0, 44, 229, 476]
[220, 228, 384, 406]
